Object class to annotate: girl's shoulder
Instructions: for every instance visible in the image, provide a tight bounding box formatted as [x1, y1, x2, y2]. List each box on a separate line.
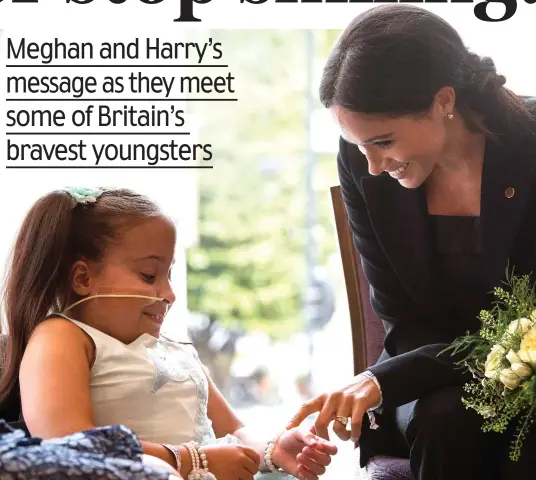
[32, 315, 90, 344]
[27, 316, 95, 366]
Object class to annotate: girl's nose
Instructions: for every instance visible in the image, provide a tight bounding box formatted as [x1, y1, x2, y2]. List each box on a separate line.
[159, 283, 176, 306]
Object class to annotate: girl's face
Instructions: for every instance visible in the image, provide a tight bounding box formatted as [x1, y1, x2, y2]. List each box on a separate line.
[332, 102, 450, 189]
[71, 216, 177, 344]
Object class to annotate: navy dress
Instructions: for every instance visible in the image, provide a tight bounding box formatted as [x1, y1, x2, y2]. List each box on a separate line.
[369, 215, 535, 479]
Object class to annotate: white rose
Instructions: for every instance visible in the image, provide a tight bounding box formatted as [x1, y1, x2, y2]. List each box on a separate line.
[506, 349, 522, 365]
[507, 318, 532, 335]
[499, 368, 521, 390]
[511, 362, 533, 380]
[484, 345, 506, 378]
[518, 325, 536, 367]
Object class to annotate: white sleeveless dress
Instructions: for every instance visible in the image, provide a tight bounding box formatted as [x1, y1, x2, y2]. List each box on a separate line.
[59, 315, 295, 479]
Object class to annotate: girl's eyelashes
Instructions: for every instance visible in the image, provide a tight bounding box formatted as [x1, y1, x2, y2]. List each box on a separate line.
[141, 273, 156, 284]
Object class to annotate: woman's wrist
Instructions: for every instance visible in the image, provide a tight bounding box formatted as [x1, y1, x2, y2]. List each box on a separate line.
[355, 371, 382, 411]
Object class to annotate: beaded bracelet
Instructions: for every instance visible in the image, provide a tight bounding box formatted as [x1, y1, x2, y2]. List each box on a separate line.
[264, 430, 286, 475]
[186, 441, 216, 480]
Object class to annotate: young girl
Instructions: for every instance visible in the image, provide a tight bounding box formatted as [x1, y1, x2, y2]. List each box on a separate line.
[0, 187, 337, 480]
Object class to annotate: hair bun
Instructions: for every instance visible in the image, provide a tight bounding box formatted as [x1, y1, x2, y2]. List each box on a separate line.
[468, 53, 506, 90]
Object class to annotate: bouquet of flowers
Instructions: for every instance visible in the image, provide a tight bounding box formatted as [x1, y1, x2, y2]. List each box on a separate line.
[445, 271, 536, 461]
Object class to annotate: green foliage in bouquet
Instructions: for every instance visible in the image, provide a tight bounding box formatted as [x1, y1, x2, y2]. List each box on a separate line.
[444, 270, 536, 461]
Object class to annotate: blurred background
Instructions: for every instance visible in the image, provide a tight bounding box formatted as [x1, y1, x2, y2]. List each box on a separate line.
[167, 29, 358, 479]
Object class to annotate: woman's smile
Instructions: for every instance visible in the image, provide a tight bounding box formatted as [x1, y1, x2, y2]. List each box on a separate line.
[388, 162, 409, 179]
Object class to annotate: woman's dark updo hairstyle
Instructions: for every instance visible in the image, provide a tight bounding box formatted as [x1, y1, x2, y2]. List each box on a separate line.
[320, 5, 535, 136]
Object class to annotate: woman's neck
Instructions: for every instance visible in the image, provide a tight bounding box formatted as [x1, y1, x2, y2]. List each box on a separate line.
[435, 117, 486, 177]
[425, 119, 486, 216]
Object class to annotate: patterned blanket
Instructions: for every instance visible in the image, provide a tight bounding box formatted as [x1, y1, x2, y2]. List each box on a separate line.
[0, 421, 171, 479]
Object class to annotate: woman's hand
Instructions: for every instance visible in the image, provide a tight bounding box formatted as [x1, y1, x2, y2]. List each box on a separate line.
[271, 428, 337, 480]
[286, 375, 381, 442]
[197, 444, 260, 480]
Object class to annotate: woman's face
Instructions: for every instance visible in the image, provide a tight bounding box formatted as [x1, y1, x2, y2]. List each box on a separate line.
[332, 104, 450, 189]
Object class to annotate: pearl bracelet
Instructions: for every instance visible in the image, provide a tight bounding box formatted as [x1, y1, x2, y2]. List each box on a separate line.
[264, 431, 286, 475]
[186, 441, 216, 480]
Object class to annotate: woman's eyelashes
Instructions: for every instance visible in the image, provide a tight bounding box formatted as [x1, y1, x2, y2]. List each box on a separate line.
[375, 139, 394, 149]
[358, 139, 394, 155]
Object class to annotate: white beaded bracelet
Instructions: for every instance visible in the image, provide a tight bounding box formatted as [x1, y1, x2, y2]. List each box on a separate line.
[264, 431, 286, 475]
[199, 446, 216, 480]
[186, 442, 216, 480]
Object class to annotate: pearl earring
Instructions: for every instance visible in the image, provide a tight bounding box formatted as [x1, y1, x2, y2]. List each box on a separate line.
[446, 113, 454, 119]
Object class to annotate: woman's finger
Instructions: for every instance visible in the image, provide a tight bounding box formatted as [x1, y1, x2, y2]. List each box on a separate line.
[332, 394, 354, 441]
[287, 394, 327, 429]
[313, 393, 341, 440]
[350, 402, 365, 442]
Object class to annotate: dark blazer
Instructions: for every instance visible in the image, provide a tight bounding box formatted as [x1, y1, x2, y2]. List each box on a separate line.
[338, 105, 536, 411]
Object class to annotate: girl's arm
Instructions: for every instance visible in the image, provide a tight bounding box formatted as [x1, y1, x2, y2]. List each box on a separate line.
[206, 370, 337, 479]
[203, 365, 264, 451]
[205, 369, 271, 468]
[19, 317, 186, 472]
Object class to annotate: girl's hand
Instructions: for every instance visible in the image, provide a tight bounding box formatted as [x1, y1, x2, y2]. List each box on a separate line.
[286, 375, 381, 442]
[271, 428, 338, 480]
[197, 444, 260, 480]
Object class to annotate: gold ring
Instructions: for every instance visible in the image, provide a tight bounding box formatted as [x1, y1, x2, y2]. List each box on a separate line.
[335, 416, 349, 426]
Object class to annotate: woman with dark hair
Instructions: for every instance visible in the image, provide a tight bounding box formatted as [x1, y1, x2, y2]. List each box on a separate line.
[288, 4, 536, 479]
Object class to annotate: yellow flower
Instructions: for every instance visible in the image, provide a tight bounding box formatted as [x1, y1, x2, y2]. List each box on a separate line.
[485, 344, 506, 378]
[518, 325, 536, 367]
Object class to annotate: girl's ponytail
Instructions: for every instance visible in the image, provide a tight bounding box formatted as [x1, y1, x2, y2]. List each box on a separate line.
[0, 191, 74, 408]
